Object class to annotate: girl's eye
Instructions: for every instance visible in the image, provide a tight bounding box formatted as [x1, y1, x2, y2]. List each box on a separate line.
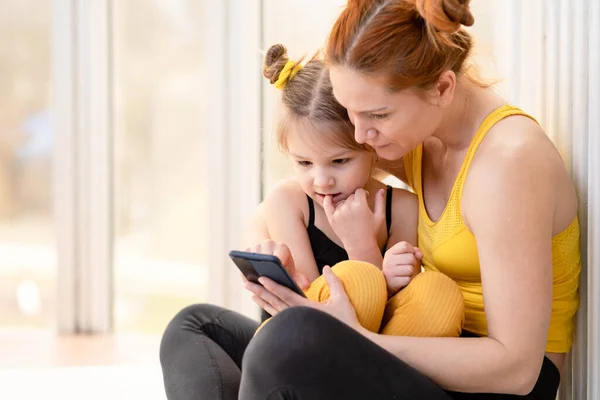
[370, 113, 389, 120]
[332, 158, 350, 165]
[297, 160, 312, 166]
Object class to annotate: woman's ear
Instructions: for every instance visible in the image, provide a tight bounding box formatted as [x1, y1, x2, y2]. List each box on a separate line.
[434, 70, 456, 108]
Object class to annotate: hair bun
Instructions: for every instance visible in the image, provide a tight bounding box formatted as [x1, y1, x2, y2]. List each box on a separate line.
[416, 0, 474, 33]
[263, 44, 290, 84]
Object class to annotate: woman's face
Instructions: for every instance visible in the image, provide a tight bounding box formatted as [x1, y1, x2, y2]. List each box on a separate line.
[329, 66, 443, 160]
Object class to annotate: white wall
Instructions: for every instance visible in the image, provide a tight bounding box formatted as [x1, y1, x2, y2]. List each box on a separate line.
[484, 1, 599, 398]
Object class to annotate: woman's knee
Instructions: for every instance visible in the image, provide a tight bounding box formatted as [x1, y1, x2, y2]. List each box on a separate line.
[243, 307, 334, 376]
[159, 303, 225, 360]
[163, 303, 224, 333]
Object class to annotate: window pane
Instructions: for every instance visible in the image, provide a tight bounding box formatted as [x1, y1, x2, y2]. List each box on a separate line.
[112, 0, 208, 333]
[0, 0, 54, 329]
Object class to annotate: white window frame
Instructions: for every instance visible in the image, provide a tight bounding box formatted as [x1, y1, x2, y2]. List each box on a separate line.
[52, 0, 263, 333]
[204, 0, 263, 318]
[53, 0, 113, 333]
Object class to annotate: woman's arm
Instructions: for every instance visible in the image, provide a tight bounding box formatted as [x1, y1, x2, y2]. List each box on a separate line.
[361, 134, 557, 395]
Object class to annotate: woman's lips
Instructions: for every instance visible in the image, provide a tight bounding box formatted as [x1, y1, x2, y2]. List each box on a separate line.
[373, 143, 390, 151]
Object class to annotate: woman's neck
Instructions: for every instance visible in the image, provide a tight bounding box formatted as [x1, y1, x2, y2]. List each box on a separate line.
[431, 77, 505, 151]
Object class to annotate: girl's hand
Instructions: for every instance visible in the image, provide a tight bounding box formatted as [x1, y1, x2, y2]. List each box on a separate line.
[245, 240, 310, 290]
[383, 241, 422, 297]
[323, 188, 386, 251]
[245, 266, 362, 331]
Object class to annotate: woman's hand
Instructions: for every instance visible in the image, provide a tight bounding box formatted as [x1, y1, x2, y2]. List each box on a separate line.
[244, 239, 309, 290]
[383, 241, 422, 297]
[245, 266, 362, 331]
[323, 188, 386, 251]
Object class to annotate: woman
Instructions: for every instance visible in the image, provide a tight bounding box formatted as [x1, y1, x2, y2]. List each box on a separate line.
[241, 0, 580, 398]
[161, 0, 580, 398]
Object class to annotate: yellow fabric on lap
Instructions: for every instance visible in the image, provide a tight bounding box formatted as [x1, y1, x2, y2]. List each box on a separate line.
[255, 261, 464, 338]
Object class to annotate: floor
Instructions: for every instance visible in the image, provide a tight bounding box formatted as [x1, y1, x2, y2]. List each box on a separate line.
[0, 330, 165, 400]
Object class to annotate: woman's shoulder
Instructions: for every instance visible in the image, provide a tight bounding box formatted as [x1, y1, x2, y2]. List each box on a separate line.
[464, 111, 577, 232]
[475, 113, 564, 176]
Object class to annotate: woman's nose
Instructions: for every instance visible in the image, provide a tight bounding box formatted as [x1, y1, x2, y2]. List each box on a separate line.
[354, 121, 369, 144]
[355, 124, 377, 144]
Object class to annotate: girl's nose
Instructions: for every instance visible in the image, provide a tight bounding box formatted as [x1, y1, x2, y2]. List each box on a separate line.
[314, 171, 334, 189]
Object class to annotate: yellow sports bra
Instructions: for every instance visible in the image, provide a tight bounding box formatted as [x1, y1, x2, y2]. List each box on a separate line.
[403, 105, 581, 353]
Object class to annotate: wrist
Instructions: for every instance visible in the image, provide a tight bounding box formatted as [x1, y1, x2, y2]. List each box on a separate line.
[358, 325, 377, 340]
[387, 285, 399, 299]
[344, 238, 379, 256]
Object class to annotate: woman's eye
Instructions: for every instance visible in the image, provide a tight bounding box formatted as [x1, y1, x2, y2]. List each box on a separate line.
[332, 158, 350, 165]
[370, 113, 389, 120]
[297, 160, 312, 166]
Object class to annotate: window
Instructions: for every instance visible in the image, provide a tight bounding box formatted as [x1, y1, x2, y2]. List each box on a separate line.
[0, 0, 54, 329]
[112, 0, 209, 333]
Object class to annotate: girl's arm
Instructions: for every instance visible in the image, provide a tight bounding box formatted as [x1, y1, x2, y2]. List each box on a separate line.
[261, 180, 321, 283]
[381, 189, 420, 295]
[241, 202, 270, 248]
[385, 188, 418, 252]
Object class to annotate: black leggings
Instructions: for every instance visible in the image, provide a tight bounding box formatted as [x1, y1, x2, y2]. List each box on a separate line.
[160, 304, 560, 400]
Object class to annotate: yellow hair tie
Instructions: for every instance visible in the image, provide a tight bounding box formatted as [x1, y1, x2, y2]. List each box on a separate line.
[274, 60, 303, 90]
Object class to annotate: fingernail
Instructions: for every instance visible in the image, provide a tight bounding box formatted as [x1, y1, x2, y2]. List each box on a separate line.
[258, 277, 266, 285]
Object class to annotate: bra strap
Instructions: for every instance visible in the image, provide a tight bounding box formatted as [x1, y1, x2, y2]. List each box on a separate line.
[385, 185, 393, 236]
[306, 195, 315, 227]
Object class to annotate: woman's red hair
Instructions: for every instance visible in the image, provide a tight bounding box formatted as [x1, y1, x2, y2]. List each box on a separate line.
[326, 0, 476, 90]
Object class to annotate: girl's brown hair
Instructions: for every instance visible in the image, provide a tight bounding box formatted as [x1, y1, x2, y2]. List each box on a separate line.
[326, 0, 478, 91]
[263, 44, 370, 152]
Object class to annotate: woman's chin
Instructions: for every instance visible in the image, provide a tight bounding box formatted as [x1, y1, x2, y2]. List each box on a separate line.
[375, 144, 409, 161]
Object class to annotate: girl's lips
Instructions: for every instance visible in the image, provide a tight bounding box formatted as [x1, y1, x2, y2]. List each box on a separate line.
[315, 193, 345, 204]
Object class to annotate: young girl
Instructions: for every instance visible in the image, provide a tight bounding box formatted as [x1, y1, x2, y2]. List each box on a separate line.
[244, 43, 464, 336]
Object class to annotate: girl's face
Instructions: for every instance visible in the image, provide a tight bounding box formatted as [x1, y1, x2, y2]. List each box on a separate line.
[286, 124, 375, 207]
[329, 65, 444, 160]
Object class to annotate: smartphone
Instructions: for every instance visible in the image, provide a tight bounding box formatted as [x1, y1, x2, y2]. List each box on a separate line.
[229, 250, 306, 298]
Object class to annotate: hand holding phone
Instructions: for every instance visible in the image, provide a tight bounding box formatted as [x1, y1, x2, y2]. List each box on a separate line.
[229, 250, 307, 298]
